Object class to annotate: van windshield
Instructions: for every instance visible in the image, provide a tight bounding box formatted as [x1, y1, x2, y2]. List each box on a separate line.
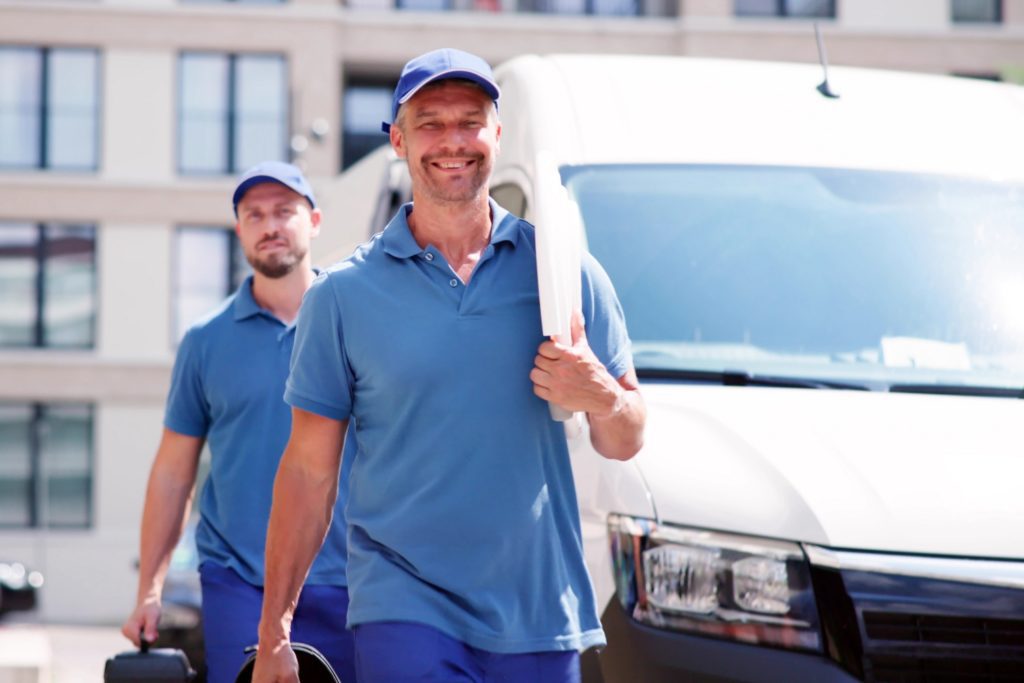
[565, 164, 1024, 391]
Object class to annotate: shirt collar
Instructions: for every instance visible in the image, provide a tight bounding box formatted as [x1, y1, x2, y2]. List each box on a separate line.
[381, 198, 521, 261]
[232, 275, 262, 321]
[232, 268, 322, 323]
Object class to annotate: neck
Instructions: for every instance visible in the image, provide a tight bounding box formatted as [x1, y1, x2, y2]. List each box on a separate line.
[249, 261, 315, 325]
[407, 192, 492, 265]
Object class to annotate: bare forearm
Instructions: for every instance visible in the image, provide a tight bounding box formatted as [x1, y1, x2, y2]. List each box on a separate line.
[135, 433, 201, 603]
[137, 477, 193, 601]
[259, 457, 337, 641]
[588, 387, 645, 460]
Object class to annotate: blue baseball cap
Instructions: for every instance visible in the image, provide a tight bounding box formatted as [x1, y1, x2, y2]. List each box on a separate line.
[232, 161, 317, 217]
[381, 48, 501, 134]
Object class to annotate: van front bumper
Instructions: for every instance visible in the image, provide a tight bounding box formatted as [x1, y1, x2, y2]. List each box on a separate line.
[589, 602, 859, 683]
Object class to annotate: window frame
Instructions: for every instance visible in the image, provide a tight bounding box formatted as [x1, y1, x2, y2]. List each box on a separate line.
[0, 45, 101, 172]
[177, 51, 290, 176]
[0, 402, 94, 530]
[951, 0, 1003, 24]
[341, 75, 398, 171]
[171, 225, 249, 345]
[0, 221, 97, 350]
[734, 0, 836, 19]
[519, 0, 642, 16]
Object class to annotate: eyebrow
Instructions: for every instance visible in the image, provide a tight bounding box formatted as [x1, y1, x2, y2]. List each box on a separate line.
[414, 107, 487, 119]
[241, 198, 298, 214]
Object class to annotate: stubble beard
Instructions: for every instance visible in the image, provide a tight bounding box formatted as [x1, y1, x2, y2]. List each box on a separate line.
[248, 242, 307, 279]
[417, 152, 491, 204]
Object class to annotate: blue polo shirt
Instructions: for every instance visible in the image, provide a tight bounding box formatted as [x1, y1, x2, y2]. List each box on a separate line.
[165, 275, 351, 587]
[285, 200, 631, 653]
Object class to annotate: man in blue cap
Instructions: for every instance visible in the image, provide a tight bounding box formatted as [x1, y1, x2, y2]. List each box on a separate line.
[255, 49, 646, 682]
[122, 161, 356, 683]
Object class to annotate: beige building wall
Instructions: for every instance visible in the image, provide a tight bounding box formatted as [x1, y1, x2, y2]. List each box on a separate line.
[98, 223, 173, 362]
[842, 0, 948, 30]
[104, 49, 176, 183]
[0, 0, 1021, 624]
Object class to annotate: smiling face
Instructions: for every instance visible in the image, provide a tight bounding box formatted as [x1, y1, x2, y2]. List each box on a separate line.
[235, 182, 321, 278]
[390, 80, 501, 206]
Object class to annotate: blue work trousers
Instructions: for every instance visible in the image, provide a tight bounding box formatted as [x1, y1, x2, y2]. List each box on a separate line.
[199, 562, 356, 683]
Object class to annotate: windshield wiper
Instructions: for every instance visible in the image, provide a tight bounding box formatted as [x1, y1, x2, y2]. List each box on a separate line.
[636, 367, 871, 391]
[888, 383, 1024, 399]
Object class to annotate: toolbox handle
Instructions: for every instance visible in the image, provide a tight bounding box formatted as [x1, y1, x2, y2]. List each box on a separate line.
[139, 628, 150, 654]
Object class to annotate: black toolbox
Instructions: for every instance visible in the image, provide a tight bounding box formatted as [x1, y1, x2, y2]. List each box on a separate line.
[104, 637, 196, 682]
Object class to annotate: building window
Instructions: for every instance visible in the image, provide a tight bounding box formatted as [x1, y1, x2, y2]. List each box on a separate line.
[181, 0, 285, 4]
[735, 0, 835, 18]
[0, 403, 93, 529]
[342, 78, 396, 170]
[952, 0, 1001, 23]
[179, 52, 288, 175]
[0, 223, 96, 349]
[173, 226, 249, 341]
[0, 46, 99, 171]
[522, 0, 639, 14]
[396, 0, 453, 8]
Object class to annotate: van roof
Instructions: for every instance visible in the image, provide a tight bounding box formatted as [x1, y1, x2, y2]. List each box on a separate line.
[495, 54, 1024, 183]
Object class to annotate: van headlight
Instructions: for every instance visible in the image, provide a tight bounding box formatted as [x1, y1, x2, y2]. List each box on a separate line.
[608, 514, 822, 652]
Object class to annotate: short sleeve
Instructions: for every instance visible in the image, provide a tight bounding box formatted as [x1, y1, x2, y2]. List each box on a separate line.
[285, 272, 355, 421]
[164, 328, 210, 437]
[581, 251, 633, 380]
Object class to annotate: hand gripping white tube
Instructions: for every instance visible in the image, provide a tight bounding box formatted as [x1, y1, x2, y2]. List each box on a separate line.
[533, 151, 583, 422]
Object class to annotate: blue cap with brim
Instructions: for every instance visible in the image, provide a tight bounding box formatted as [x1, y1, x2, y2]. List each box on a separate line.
[381, 48, 501, 134]
[232, 161, 317, 217]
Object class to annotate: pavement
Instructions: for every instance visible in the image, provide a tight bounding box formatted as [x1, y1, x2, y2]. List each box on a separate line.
[0, 622, 127, 683]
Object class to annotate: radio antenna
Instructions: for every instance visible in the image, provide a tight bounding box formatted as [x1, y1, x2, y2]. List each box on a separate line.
[815, 23, 839, 99]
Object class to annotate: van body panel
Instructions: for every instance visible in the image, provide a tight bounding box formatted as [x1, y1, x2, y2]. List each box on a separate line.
[636, 383, 1024, 560]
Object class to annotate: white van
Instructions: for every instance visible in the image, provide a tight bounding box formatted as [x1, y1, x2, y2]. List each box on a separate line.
[370, 55, 1024, 681]
[496, 55, 1024, 682]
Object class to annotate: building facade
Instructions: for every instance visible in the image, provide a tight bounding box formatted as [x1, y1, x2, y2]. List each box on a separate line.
[0, 0, 1021, 624]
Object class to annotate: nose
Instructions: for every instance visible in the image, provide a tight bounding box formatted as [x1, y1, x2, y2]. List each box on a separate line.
[438, 123, 474, 150]
[259, 221, 282, 241]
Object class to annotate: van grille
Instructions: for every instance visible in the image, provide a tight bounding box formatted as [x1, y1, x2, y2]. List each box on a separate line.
[805, 548, 1024, 683]
[860, 612, 1024, 682]
[863, 612, 1024, 648]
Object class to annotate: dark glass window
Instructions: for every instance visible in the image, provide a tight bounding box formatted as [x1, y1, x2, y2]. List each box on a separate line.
[0, 403, 93, 529]
[179, 52, 288, 175]
[952, 0, 1001, 23]
[0, 223, 96, 348]
[173, 226, 249, 342]
[342, 79, 395, 170]
[0, 46, 99, 170]
[735, 0, 835, 18]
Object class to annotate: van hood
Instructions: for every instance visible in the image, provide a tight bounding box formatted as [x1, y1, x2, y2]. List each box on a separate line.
[635, 383, 1024, 560]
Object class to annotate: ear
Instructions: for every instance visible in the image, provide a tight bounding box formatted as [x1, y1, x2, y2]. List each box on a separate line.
[494, 120, 502, 154]
[234, 221, 242, 238]
[309, 208, 323, 239]
[390, 124, 406, 159]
